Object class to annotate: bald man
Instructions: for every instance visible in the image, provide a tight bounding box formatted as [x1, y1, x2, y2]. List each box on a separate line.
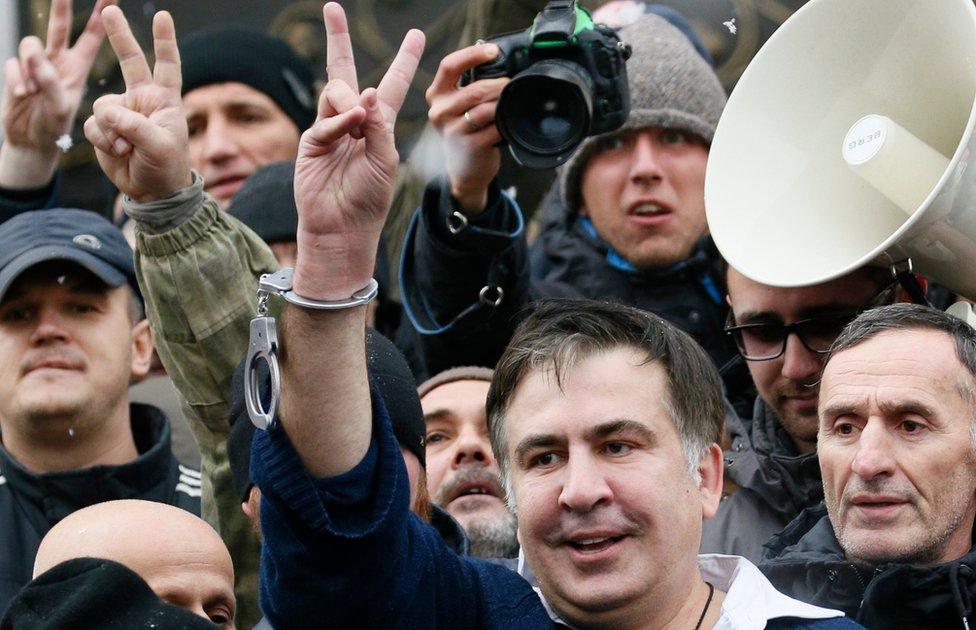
[32, 500, 236, 628]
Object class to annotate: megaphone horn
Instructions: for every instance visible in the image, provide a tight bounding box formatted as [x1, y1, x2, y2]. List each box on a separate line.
[705, 0, 976, 299]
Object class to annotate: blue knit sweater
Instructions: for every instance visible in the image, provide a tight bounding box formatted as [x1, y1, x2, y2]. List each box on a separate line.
[251, 389, 862, 630]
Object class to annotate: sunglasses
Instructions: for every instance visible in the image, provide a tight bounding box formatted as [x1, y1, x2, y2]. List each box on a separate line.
[725, 313, 857, 361]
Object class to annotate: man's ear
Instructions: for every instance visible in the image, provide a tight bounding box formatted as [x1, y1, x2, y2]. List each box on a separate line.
[698, 443, 724, 519]
[129, 319, 154, 383]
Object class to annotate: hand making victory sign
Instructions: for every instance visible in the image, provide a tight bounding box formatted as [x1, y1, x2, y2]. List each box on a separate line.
[83, 6, 191, 204]
[292, 2, 425, 301]
[0, 0, 115, 188]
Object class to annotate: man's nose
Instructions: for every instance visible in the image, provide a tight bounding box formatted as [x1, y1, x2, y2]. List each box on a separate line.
[628, 133, 664, 184]
[851, 419, 897, 479]
[452, 427, 493, 469]
[29, 307, 71, 346]
[558, 453, 613, 513]
[781, 333, 822, 382]
[202, 118, 239, 164]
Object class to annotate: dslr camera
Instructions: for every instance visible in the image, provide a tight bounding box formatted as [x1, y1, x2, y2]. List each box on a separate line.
[462, 0, 632, 170]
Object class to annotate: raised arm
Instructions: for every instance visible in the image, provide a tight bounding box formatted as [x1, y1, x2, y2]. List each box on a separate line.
[82, 9, 272, 626]
[0, 0, 114, 191]
[280, 2, 424, 476]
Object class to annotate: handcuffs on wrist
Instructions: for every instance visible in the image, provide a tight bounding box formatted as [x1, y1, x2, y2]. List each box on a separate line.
[244, 267, 379, 431]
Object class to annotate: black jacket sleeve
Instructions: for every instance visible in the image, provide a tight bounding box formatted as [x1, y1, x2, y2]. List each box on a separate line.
[399, 176, 530, 379]
[0, 178, 58, 224]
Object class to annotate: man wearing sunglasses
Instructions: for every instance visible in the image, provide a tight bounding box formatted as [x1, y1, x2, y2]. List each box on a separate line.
[700, 265, 893, 561]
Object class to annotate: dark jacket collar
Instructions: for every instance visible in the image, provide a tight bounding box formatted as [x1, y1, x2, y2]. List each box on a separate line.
[429, 505, 470, 556]
[762, 504, 976, 627]
[724, 399, 823, 524]
[0, 404, 176, 523]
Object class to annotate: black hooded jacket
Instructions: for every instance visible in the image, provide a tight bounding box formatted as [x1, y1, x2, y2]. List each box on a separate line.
[400, 177, 749, 400]
[0, 404, 201, 615]
[760, 505, 976, 629]
[701, 398, 823, 562]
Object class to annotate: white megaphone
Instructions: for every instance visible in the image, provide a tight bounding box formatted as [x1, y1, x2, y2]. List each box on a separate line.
[705, 0, 976, 301]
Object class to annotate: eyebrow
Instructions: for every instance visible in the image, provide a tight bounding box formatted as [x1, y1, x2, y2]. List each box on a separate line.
[734, 309, 782, 325]
[819, 400, 858, 420]
[422, 408, 455, 423]
[512, 419, 657, 467]
[796, 304, 860, 319]
[513, 434, 564, 468]
[735, 303, 859, 325]
[877, 399, 938, 419]
[587, 419, 658, 445]
[820, 398, 938, 420]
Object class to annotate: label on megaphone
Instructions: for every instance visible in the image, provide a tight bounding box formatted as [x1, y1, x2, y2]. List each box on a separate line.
[842, 114, 950, 215]
[842, 115, 887, 165]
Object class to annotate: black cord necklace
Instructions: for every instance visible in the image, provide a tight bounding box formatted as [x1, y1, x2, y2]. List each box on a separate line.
[693, 582, 716, 630]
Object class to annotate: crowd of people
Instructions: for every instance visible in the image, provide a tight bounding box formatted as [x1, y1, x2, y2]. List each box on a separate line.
[0, 0, 973, 628]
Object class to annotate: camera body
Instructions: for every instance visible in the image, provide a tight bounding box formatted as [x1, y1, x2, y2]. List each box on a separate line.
[461, 0, 631, 169]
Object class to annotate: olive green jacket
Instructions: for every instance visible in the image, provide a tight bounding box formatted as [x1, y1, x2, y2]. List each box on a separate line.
[134, 195, 276, 629]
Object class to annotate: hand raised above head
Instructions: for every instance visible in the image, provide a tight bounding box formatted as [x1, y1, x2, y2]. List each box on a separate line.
[1, 0, 116, 153]
[83, 6, 191, 204]
[292, 2, 424, 301]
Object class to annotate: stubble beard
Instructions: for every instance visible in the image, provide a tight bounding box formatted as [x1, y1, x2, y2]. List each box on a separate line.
[464, 510, 520, 559]
[829, 478, 974, 566]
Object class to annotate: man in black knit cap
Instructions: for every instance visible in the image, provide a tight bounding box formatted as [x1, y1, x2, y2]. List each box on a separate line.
[178, 27, 317, 208]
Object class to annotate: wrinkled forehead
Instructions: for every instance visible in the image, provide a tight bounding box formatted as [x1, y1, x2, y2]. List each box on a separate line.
[421, 379, 491, 419]
[822, 329, 971, 406]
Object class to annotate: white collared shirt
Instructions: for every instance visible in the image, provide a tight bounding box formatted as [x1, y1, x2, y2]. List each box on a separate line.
[700, 554, 843, 629]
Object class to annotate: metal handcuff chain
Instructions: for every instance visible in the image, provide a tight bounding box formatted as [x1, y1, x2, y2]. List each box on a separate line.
[244, 267, 379, 431]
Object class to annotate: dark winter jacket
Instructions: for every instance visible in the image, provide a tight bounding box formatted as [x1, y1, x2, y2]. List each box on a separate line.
[0, 404, 201, 614]
[400, 177, 749, 398]
[701, 398, 823, 562]
[761, 505, 976, 629]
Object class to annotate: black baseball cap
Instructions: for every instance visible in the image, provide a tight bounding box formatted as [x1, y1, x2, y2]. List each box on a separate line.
[0, 209, 141, 303]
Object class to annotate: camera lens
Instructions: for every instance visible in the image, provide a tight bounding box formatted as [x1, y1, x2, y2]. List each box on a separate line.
[497, 59, 593, 168]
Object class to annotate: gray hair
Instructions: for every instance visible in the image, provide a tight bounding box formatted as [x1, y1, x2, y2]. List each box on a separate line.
[485, 299, 725, 504]
[828, 303, 976, 385]
[828, 303, 976, 450]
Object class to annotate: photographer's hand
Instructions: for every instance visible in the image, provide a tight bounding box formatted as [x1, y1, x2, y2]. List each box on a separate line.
[0, 0, 115, 189]
[426, 44, 508, 216]
[83, 7, 192, 204]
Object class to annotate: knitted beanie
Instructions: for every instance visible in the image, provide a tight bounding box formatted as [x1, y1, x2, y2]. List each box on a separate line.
[559, 13, 727, 215]
[227, 161, 298, 244]
[417, 366, 495, 400]
[180, 27, 317, 132]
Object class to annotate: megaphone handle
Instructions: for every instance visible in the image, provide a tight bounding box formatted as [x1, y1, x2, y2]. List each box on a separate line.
[892, 261, 932, 307]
